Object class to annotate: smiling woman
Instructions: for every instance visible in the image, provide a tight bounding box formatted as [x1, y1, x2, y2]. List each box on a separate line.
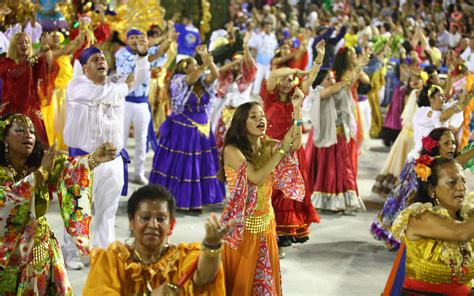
[83, 184, 226, 295]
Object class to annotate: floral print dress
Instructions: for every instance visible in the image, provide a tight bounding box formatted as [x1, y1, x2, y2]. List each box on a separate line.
[0, 155, 93, 295]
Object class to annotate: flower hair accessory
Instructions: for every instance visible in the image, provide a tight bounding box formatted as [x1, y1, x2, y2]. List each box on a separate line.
[421, 136, 439, 152]
[414, 155, 434, 181]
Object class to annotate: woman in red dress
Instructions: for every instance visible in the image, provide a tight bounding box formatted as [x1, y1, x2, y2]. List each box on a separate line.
[260, 40, 325, 257]
[0, 32, 53, 147]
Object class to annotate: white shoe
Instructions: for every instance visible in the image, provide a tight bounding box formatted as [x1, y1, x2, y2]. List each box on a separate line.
[65, 256, 84, 270]
[134, 175, 148, 185]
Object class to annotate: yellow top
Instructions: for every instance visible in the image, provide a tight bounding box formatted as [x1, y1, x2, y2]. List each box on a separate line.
[54, 55, 73, 89]
[344, 33, 358, 48]
[392, 202, 474, 285]
[83, 241, 225, 295]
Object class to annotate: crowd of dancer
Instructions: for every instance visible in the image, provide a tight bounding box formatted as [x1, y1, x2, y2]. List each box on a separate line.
[1, 0, 474, 295]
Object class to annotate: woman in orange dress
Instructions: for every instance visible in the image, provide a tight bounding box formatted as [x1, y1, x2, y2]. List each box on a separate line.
[219, 99, 305, 295]
[84, 184, 226, 295]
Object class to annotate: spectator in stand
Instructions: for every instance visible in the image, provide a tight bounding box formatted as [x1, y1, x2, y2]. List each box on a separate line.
[447, 23, 462, 49]
[175, 13, 201, 62]
[436, 22, 450, 55]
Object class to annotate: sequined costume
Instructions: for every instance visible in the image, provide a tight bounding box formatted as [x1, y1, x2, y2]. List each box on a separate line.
[220, 142, 305, 295]
[0, 155, 93, 295]
[392, 202, 474, 295]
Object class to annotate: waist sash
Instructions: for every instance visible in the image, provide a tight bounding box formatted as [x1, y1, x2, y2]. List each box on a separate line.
[68, 147, 130, 196]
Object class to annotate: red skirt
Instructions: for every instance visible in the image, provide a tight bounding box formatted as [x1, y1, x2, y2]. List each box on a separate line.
[272, 147, 320, 242]
[306, 130, 363, 211]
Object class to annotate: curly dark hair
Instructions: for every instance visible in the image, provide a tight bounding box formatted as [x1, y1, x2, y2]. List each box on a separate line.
[0, 113, 44, 168]
[419, 127, 459, 158]
[412, 158, 459, 206]
[127, 184, 176, 221]
[217, 102, 261, 182]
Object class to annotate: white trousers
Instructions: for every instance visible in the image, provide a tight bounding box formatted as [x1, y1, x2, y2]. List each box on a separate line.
[124, 101, 151, 178]
[252, 63, 271, 96]
[63, 156, 124, 258]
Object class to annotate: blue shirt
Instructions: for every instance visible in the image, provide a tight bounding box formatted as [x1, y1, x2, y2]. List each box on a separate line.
[175, 24, 201, 56]
[115, 45, 166, 98]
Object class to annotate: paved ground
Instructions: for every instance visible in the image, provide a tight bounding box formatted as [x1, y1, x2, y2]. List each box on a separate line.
[44, 137, 474, 295]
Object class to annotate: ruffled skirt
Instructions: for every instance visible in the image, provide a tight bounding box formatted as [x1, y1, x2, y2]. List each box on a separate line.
[149, 112, 225, 210]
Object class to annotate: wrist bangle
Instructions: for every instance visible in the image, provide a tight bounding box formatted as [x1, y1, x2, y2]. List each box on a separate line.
[201, 243, 222, 257]
[292, 119, 303, 126]
[88, 152, 99, 170]
[167, 282, 178, 291]
[37, 166, 49, 182]
[202, 241, 221, 249]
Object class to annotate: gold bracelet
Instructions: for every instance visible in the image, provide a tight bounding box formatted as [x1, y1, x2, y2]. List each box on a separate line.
[37, 166, 49, 182]
[88, 152, 99, 170]
[201, 244, 222, 257]
[166, 282, 178, 291]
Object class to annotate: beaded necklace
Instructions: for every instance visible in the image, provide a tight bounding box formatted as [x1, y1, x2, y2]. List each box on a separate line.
[131, 242, 170, 295]
[7, 164, 30, 182]
[250, 141, 269, 169]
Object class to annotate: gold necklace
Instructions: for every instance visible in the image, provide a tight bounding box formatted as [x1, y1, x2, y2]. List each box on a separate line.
[131, 243, 170, 294]
[8, 164, 29, 181]
[250, 142, 268, 169]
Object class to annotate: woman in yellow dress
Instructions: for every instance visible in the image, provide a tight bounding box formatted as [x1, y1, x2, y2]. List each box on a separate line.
[393, 156, 474, 295]
[83, 184, 226, 295]
[40, 31, 85, 150]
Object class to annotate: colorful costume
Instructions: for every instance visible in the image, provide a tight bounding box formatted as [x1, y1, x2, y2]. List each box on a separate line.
[306, 85, 365, 211]
[372, 89, 418, 196]
[149, 74, 225, 210]
[260, 80, 319, 244]
[211, 61, 256, 150]
[83, 241, 225, 294]
[0, 155, 93, 295]
[366, 57, 385, 138]
[221, 143, 305, 295]
[371, 103, 464, 249]
[392, 203, 474, 295]
[0, 56, 50, 147]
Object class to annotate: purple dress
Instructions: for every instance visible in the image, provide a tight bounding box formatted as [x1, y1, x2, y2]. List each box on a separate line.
[149, 74, 225, 210]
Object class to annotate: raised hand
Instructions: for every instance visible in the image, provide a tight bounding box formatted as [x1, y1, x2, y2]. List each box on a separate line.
[292, 87, 305, 108]
[315, 40, 325, 63]
[93, 142, 117, 164]
[203, 213, 230, 246]
[137, 34, 149, 54]
[196, 45, 209, 58]
[41, 141, 57, 175]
